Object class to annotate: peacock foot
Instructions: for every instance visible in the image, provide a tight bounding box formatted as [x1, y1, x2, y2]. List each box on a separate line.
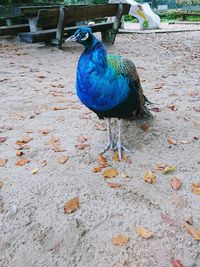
[100, 139, 116, 155]
[114, 140, 131, 161]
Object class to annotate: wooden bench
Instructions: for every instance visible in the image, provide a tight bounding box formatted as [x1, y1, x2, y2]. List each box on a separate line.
[0, 14, 29, 36]
[19, 3, 130, 49]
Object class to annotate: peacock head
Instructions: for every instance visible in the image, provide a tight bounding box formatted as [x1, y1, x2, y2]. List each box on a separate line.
[65, 27, 96, 48]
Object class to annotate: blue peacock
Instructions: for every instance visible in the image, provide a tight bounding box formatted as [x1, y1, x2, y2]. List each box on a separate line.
[66, 27, 152, 160]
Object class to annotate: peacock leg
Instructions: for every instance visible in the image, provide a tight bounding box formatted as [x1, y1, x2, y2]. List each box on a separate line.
[115, 119, 131, 160]
[101, 118, 115, 154]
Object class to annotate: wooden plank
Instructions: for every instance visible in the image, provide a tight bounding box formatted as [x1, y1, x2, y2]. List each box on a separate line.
[62, 4, 130, 24]
[20, 5, 60, 17]
[55, 6, 65, 49]
[37, 9, 60, 28]
[19, 22, 114, 43]
[0, 24, 30, 36]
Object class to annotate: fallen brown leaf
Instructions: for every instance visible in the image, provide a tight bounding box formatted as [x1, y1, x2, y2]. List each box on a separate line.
[170, 193, 187, 207]
[191, 183, 200, 195]
[185, 222, 200, 240]
[107, 182, 122, 188]
[95, 123, 106, 131]
[168, 137, 177, 145]
[193, 107, 200, 112]
[64, 197, 79, 214]
[156, 163, 167, 171]
[168, 104, 177, 111]
[0, 180, 3, 188]
[135, 225, 154, 239]
[26, 129, 34, 133]
[121, 171, 129, 178]
[97, 155, 108, 168]
[53, 146, 66, 152]
[186, 215, 193, 226]
[112, 235, 129, 246]
[170, 259, 184, 267]
[92, 166, 101, 173]
[50, 106, 68, 110]
[170, 177, 182, 190]
[15, 144, 30, 150]
[179, 140, 189, 144]
[46, 137, 60, 145]
[103, 168, 118, 178]
[149, 107, 161, 112]
[16, 151, 24, 156]
[113, 152, 120, 162]
[144, 169, 156, 184]
[75, 143, 89, 150]
[0, 137, 7, 143]
[16, 158, 29, 166]
[0, 158, 7, 167]
[162, 166, 176, 175]
[31, 168, 38, 174]
[160, 212, 176, 226]
[16, 137, 33, 145]
[77, 134, 89, 144]
[40, 160, 47, 167]
[154, 84, 163, 90]
[57, 155, 69, 164]
[39, 129, 51, 135]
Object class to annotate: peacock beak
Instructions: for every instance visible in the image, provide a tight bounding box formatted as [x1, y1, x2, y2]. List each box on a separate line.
[65, 34, 78, 42]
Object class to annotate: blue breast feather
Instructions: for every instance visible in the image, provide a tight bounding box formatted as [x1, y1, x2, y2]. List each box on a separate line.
[76, 48, 131, 112]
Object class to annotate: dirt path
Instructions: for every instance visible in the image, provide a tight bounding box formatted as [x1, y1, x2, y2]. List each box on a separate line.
[0, 27, 200, 267]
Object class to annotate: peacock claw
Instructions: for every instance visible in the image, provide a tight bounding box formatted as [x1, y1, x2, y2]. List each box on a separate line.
[114, 141, 131, 161]
[101, 140, 116, 155]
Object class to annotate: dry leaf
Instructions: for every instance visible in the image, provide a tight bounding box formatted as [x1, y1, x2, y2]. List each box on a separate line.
[154, 84, 163, 90]
[140, 123, 149, 132]
[39, 129, 51, 135]
[179, 140, 189, 144]
[16, 137, 33, 145]
[168, 137, 177, 145]
[170, 259, 184, 267]
[46, 137, 60, 145]
[162, 166, 176, 175]
[170, 177, 182, 190]
[144, 169, 156, 184]
[16, 151, 24, 156]
[26, 129, 34, 133]
[40, 160, 47, 167]
[31, 168, 38, 174]
[113, 152, 120, 162]
[121, 171, 129, 178]
[135, 225, 154, 239]
[15, 158, 29, 166]
[0, 180, 3, 188]
[75, 143, 89, 150]
[95, 123, 106, 131]
[193, 107, 200, 112]
[156, 164, 167, 171]
[53, 146, 66, 152]
[0, 158, 7, 167]
[77, 134, 89, 143]
[185, 222, 200, 240]
[186, 215, 193, 226]
[107, 182, 122, 188]
[92, 166, 101, 173]
[15, 144, 30, 150]
[168, 104, 177, 111]
[160, 212, 176, 226]
[0, 137, 7, 143]
[191, 183, 200, 195]
[103, 168, 118, 178]
[97, 155, 108, 168]
[57, 155, 68, 164]
[64, 197, 79, 214]
[112, 235, 129, 246]
[50, 106, 68, 110]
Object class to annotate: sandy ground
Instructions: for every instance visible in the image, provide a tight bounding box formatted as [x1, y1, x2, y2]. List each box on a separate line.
[0, 23, 200, 267]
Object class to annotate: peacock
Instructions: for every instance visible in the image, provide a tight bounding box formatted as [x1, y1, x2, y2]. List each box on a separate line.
[66, 27, 152, 160]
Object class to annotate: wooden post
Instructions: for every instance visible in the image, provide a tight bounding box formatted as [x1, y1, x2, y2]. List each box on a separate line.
[101, 3, 123, 44]
[53, 5, 65, 49]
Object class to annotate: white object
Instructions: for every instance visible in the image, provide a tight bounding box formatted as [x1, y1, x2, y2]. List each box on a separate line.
[109, 0, 160, 30]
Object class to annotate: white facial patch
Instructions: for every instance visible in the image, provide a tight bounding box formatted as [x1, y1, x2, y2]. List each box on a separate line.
[81, 32, 89, 41]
